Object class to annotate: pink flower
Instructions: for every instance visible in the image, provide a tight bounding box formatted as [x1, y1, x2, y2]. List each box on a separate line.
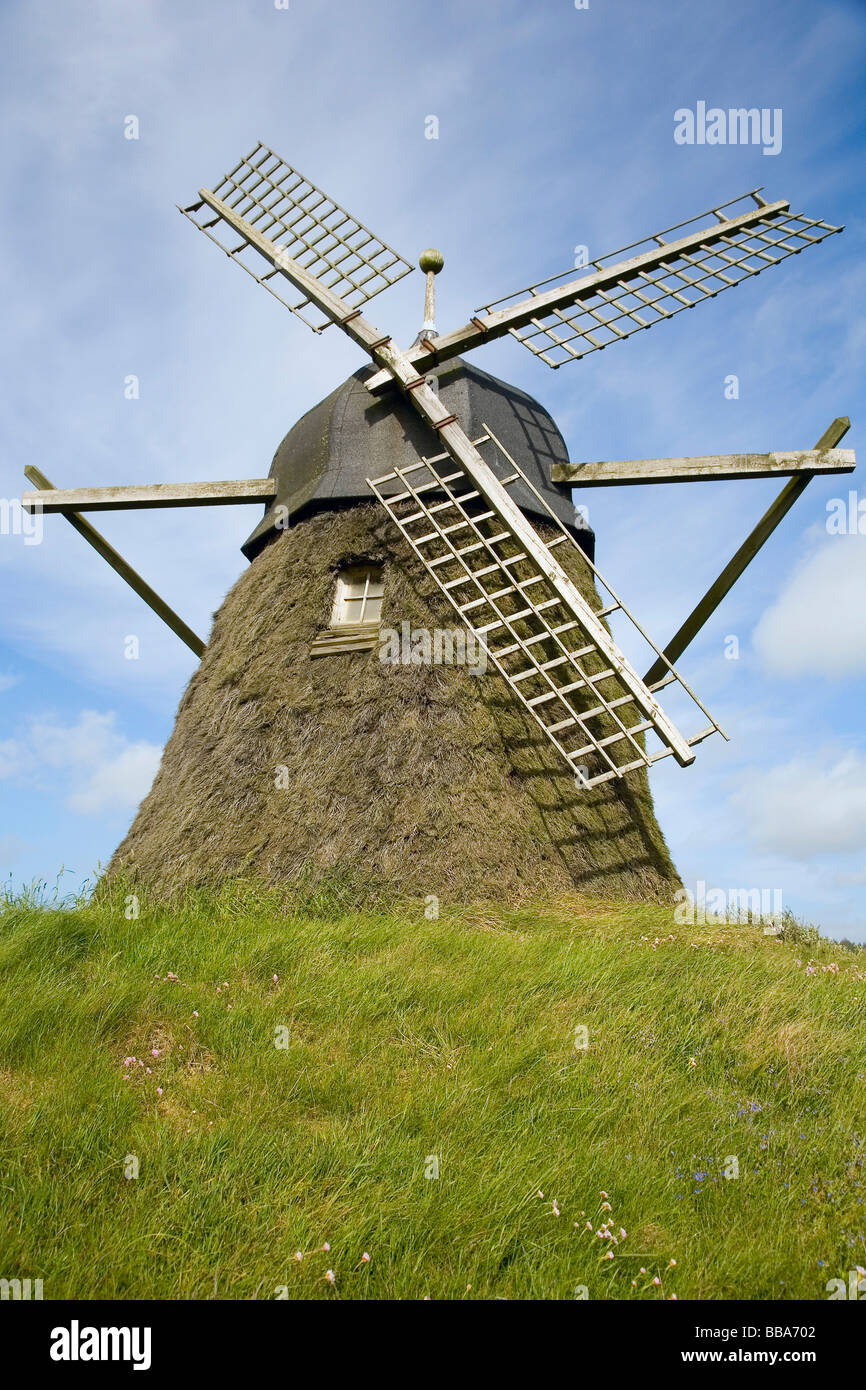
[324, 1270, 335, 1285]
[193, 1011, 199, 1018]
[151, 1049, 159, 1058]
[273, 974, 278, 983]
[361, 1252, 370, 1263]
[322, 1242, 330, 1252]
[157, 1087, 163, 1096]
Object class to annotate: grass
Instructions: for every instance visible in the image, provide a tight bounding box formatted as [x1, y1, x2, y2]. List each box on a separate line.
[0, 879, 864, 1300]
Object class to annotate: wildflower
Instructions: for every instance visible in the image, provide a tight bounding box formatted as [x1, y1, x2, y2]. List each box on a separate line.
[322, 1243, 330, 1253]
[157, 1087, 163, 1096]
[652, 1277, 661, 1286]
[145, 1067, 152, 1075]
[537, 1191, 544, 1199]
[603, 1251, 614, 1260]
[151, 1048, 159, 1058]
[294, 1252, 303, 1262]
[324, 1270, 335, 1285]
[601, 1201, 611, 1211]
[670, 1294, 678, 1301]
[273, 974, 278, 983]
[600, 1191, 608, 1199]
[639, 1267, 646, 1275]
[585, 1222, 593, 1230]
[361, 1252, 370, 1263]
[669, 1259, 676, 1267]
[688, 1057, 697, 1068]
[552, 1200, 560, 1217]
[619, 1229, 627, 1239]
[193, 1011, 199, 1018]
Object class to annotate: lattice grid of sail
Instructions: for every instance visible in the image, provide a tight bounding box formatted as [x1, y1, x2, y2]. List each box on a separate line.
[478, 190, 842, 368]
[368, 429, 726, 787]
[179, 142, 414, 331]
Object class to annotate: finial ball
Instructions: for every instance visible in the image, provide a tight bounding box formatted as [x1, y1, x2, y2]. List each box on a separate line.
[419, 247, 444, 275]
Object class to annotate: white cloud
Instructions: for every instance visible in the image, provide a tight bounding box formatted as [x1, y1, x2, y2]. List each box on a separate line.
[730, 750, 866, 859]
[0, 710, 161, 817]
[752, 539, 866, 678]
[68, 742, 161, 815]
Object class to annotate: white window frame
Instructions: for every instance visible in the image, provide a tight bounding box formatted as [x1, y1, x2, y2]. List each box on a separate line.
[330, 564, 384, 628]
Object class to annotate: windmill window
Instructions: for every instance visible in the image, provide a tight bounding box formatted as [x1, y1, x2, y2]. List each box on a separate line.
[311, 564, 384, 657]
[331, 566, 384, 627]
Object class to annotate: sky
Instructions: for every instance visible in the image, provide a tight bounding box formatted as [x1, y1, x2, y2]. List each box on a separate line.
[1, 0, 864, 937]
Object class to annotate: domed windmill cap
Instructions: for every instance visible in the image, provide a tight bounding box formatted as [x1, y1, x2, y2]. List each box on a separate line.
[241, 357, 594, 561]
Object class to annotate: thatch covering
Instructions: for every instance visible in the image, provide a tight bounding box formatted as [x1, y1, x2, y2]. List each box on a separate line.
[107, 504, 681, 902]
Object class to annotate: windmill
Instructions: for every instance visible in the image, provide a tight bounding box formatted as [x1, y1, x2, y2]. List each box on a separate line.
[23, 144, 854, 898]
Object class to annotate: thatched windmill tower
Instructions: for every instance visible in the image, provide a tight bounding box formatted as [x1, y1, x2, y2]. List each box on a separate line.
[22, 145, 852, 903]
[108, 355, 682, 901]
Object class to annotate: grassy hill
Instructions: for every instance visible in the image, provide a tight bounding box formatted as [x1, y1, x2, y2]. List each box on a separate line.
[0, 880, 864, 1301]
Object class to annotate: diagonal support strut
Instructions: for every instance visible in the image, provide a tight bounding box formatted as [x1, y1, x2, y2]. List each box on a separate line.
[643, 418, 851, 685]
[24, 466, 206, 658]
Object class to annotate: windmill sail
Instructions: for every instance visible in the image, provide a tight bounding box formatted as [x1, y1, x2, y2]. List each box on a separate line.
[369, 427, 726, 787]
[179, 142, 414, 332]
[363, 190, 842, 390]
[480, 190, 842, 368]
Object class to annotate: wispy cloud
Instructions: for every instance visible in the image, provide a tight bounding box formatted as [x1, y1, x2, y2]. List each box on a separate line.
[1, 710, 160, 817]
[753, 537, 866, 679]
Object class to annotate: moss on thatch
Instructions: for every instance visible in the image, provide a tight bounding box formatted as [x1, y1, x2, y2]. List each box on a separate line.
[107, 504, 681, 903]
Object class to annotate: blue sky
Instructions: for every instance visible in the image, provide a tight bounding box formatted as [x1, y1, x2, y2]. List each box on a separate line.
[1, 0, 865, 936]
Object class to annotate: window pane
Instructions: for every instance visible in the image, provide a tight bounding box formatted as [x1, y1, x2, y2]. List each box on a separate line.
[364, 594, 383, 622]
[342, 597, 365, 623]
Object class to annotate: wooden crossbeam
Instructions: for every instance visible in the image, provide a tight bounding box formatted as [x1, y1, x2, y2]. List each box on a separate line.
[552, 448, 855, 487]
[643, 418, 851, 686]
[24, 465, 206, 659]
[22, 478, 276, 514]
